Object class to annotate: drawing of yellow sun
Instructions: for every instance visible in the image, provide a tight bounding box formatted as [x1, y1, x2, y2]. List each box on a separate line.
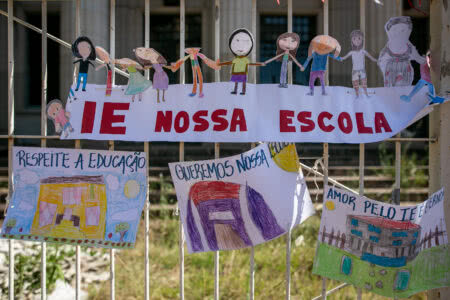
[325, 201, 335, 211]
[124, 180, 140, 199]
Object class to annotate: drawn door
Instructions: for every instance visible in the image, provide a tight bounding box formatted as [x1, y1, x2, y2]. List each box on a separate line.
[214, 223, 246, 250]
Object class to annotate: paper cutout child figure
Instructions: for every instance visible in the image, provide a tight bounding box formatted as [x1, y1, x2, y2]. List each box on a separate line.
[264, 32, 304, 88]
[113, 58, 152, 102]
[72, 36, 96, 92]
[303, 35, 341, 96]
[134, 47, 171, 103]
[95, 46, 113, 96]
[378, 16, 425, 87]
[217, 28, 264, 95]
[46, 99, 73, 138]
[341, 30, 377, 98]
[400, 50, 434, 102]
[170, 48, 219, 98]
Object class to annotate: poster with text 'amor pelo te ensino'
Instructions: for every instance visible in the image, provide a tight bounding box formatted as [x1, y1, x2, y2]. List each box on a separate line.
[313, 185, 449, 298]
[169, 143, 315, 253]
[1, 147, 147, 249]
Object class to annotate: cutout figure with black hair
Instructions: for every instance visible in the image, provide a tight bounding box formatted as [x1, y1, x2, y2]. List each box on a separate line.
[72, 36, 96, 92]
[341, 30, 377, 98]
[264, 32, 304, 88]
[218, 28, 264, 95]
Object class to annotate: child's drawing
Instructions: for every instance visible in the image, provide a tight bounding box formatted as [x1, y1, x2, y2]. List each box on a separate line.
[46, 99, 74, 138]
[114, 58, 152, 102]
[134, 47, 171, 103]
[170, 48, 219, 98]
[1, 147, 147, 249]
[218, 28, 264, 95]
[341, 30, 377, 98]
[268, 142, 300, 172]
[303, 35, 342, 96]
[264, 32, 304, 88]
[378, 16, 425, 87]
[72, 36, 96, 92]
[400, 50, 435, 102]
[95, 46, 113, 96]
[186, 181, 285, 252]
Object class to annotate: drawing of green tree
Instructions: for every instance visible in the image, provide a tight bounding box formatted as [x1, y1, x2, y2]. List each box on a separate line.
[115, 222, 130, 242]
[5, 218, 17, 234]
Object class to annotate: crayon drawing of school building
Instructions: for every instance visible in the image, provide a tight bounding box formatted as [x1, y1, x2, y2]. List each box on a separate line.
[345, 215, 421, 267]
[30, 175, 107, 240]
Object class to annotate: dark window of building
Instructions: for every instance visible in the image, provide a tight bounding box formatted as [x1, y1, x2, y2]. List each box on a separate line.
[146, 14, 202, 85]
[25, 13, 60, 107]
[259, 15, 317, 85]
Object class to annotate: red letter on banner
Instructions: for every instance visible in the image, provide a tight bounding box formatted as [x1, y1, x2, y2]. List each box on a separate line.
[374, 112, 392, 133]
[155, 111, 173, 132]
[212, 109, 228, 131]
[99, 102, 129, 134]
[230, 109, 247, 132]
[174, 111, 190, 133]
[280, 110, 295, 132]
[318, 112, 334, 132]
[193, 110, 209, 132]
[297, 111, 315, 132]
[356, 112, 373, 134]
[81, 101, 96, 133]
[337, 112, 353, 134]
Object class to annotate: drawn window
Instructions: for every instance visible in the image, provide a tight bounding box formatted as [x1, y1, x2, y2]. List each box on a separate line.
[63, 187, 83, 205]
[85, 206, 100, 226]
[369, 236, 379, 243]
[413, 231, 419, 237]
[394, 270, 411, 290]
[340, 255, 352, 275]
[351, 218, 358, 226]
[392, 231, 408, 237]
[368, 224, 381, 234]
[411, 239, 417, 245]
[39, 201, 57, 227]
[392, 240, 403, 246]
[209, 211, 234, 221]
[351, 229, 362, 237]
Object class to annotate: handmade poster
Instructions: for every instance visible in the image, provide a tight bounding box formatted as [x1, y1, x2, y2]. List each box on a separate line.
[1, 147, 147, 249]
[313, 185, 449, 298]
[63, 81, 437, 144]
[168, 143, 315, 253]
[378, 16, 425, 87]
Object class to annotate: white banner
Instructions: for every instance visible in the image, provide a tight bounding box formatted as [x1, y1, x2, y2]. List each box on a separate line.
[62, 82, 430, 143]
[168, 143, 314, 253]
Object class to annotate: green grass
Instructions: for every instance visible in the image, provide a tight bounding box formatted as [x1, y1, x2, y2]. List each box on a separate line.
[88, 215, 427, 300]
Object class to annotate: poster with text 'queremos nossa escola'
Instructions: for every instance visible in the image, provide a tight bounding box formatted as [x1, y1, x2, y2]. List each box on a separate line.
[169, 143, 315, 253]
[1, 147, 147, 249]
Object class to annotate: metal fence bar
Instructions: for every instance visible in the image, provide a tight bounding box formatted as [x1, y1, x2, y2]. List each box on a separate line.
[179, 3, 186, 299]
[74, 1, 82, 300]
[312, 283, 350, 300]
[7, 0, 14, 298]
[287, 0, 293, 85]
[214, 143, 220, 300]
[250, 0, 257, 297]
[40, 0, 48, 299]
[321, 1, 329, 298]
[144, 1, 151, 299]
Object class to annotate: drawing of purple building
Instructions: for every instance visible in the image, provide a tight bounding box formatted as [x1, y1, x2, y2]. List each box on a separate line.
[186, 181, 285, 252]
